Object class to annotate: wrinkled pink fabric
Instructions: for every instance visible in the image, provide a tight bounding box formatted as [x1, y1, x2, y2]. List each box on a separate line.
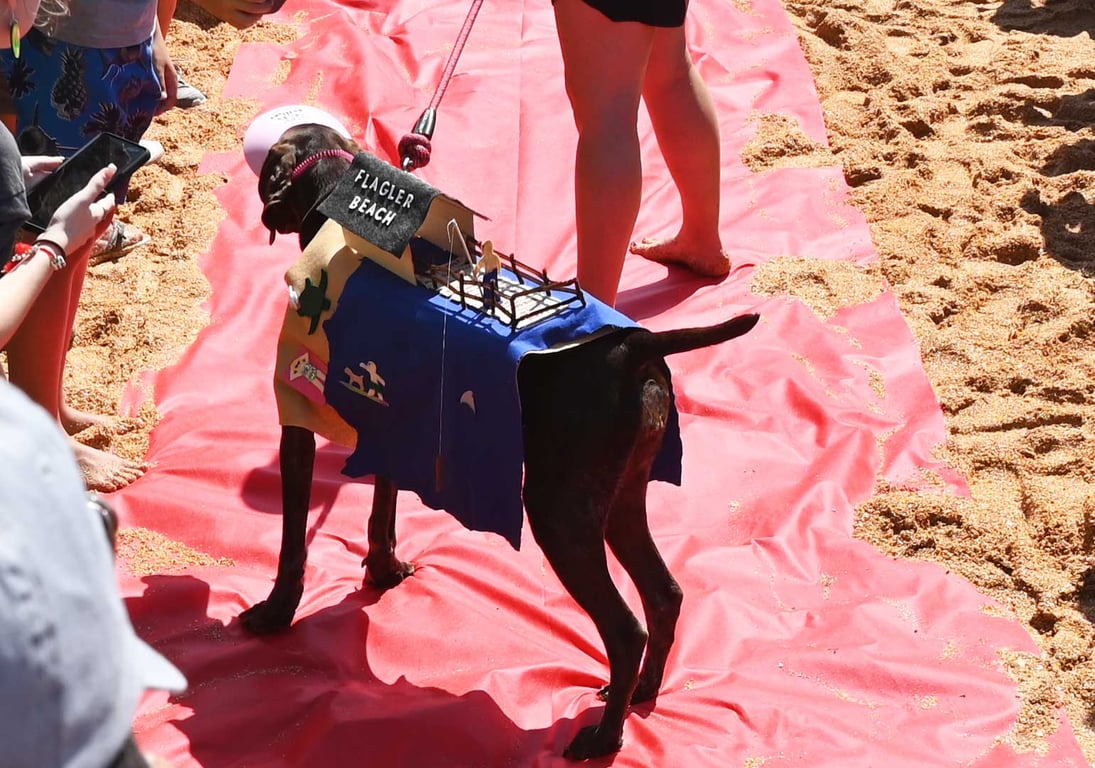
[113, 1, 1086, 765]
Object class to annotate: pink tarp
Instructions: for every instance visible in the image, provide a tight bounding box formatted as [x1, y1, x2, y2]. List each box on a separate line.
[113, 0, 1087, 765]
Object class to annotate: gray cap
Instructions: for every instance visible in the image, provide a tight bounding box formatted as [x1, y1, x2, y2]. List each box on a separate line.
[0, 380, 186, 768]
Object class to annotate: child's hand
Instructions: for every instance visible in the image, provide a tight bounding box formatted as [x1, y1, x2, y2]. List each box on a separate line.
[20, 155, 64, 190]
[38, 164, 118, 256]
[193, 0, 278, 29]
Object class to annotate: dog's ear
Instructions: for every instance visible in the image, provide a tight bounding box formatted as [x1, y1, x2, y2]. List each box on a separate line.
[258, 138, 305, 240]
[257, 126, 362, 243]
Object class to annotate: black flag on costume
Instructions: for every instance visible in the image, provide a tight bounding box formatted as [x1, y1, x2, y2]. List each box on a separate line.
[317, 152, 442, 258]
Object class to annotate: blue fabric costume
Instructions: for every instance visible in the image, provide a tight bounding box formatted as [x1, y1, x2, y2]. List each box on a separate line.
[322, 258, 683, 548]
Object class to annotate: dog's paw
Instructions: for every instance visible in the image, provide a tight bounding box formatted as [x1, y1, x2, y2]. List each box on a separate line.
[363, 557, 415, 590]
[239, 587, 301, 635]
[597, 680, 658, 705]
[629, 679, 660, 704]
[563, 725, 623, 762]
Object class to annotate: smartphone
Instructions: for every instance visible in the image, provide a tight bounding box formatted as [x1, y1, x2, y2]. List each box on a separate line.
[22, 132, 151, 234]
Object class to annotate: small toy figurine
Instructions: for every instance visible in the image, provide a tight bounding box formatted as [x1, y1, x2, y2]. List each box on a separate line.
[473, 239, 502, 312]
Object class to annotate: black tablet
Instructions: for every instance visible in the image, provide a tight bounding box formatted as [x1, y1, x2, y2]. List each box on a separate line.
[23, 132, 151, 234]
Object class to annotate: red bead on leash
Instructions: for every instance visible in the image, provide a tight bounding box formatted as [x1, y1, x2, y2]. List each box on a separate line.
[398, 131, 433, 172]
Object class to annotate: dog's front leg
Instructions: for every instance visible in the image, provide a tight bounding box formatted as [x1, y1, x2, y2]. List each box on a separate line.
[363, 474, 415, 588]
[240, 425, 316, 634]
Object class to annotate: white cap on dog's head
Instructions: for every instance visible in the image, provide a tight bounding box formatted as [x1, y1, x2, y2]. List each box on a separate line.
[244, 104, 353, 175]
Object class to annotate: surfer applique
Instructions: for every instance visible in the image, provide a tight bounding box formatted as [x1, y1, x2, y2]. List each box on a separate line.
[342, 360, 388, 406]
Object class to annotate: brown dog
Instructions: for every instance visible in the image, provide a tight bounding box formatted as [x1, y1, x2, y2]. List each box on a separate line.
[241, 123, 758, 760]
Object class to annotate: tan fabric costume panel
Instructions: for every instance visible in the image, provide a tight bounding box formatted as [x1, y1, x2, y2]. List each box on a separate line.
[273, 219, 365, 448]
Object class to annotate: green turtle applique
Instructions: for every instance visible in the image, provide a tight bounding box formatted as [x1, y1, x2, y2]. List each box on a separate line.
[296, 270, 332, 335]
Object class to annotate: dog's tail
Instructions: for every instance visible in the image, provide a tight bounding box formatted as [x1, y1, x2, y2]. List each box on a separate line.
[628, 313, 760, 363]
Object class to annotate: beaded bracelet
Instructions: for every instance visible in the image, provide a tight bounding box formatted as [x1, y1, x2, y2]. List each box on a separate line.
[1, 241, 31, 274]
[2, 238, 68, 274]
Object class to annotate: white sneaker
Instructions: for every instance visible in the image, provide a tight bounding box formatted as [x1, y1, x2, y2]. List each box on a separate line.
[175, 72, 207, 109]
[139, 139, 164, 164]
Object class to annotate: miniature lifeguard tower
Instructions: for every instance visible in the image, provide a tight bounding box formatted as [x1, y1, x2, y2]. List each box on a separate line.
[315, 151, 587, 329]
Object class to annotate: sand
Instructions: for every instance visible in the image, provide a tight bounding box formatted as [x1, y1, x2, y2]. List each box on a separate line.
[61, 0, 1094, 761]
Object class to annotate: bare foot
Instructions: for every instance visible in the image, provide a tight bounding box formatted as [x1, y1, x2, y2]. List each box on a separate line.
[62, 404, 124, 436]
[629, 236, 731, 278]
[72, 440, 146, 492]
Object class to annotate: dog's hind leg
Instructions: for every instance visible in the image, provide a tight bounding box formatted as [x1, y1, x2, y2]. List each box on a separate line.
[604, 378, 683, 705]
[604, 474, 682, 704]
[363, 474, 415, 588]
[526, 487, 647, 761]
[240, 425, 316, 634]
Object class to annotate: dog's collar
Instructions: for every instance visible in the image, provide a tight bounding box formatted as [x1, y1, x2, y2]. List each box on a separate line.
[290, 149, 356, 181]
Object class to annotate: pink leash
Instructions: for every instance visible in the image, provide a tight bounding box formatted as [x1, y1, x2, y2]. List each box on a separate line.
[398, 0, 486, 172]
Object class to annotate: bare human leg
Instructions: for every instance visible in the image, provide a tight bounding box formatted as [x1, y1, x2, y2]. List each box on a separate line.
[629, 24, 730, 279]
[6, 254, 145, 492]
[554, 0, 654, 306]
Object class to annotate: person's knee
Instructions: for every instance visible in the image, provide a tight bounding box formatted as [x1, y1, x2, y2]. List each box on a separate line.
[644, 29, 693, 96]
[568, 88, 643, 137]
[643, 56, 693, 103]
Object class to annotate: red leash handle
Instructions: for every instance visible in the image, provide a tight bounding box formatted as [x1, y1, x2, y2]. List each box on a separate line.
[398, 108, 436, 172]
[399, 0, 486, 172]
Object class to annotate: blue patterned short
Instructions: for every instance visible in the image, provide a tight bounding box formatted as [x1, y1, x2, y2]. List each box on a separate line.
[0, 27, 161, 156]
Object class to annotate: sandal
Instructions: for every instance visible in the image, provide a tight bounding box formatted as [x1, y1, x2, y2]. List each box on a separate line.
[90, 220, 151, 265]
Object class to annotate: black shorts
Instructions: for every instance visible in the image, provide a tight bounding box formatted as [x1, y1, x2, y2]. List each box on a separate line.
[570, 0, 687, 28]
